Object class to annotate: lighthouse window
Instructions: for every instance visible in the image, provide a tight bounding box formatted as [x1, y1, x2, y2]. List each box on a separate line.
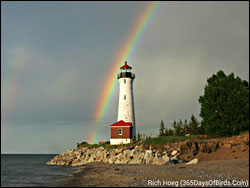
[124, 79, 126, 84]
[118, 129, 122, 135]
[124, 95, 126, 100]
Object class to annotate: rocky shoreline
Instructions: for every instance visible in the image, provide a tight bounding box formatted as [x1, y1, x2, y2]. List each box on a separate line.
[47, 133, 249, 166]
[47, 144, 180, 166]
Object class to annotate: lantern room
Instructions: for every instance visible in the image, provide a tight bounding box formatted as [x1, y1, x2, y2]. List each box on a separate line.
[117, 61, 135, 79]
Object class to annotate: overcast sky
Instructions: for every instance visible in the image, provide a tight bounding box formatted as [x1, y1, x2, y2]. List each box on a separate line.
[1, 1, 249, 154]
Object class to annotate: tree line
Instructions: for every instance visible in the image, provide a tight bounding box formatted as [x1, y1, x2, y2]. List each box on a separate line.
[159, 114, 202, 136]
[136, 133, 152, 141]
[199, 71, 249, 136]
[158, 70, 249, 137]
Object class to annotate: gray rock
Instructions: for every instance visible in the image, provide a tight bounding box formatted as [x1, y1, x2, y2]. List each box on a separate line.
[185, 158, 198, 165]
[88, 157, 95, 163]
[144, 150, 154, 164]
[115, 159, 130, 164]
[162, 155, 170, 162]
[153, 157, 168, 165]
[108, 156, 117, 164]
[130, 148, 139, 156]
[128, 158, 143, 164]
[171, 150, 178, 156]
[170, 155, 178, 160]
[123, 150, 130, 157]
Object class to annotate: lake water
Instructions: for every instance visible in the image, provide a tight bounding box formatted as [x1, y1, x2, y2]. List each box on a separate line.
[1, 154, 82, 187]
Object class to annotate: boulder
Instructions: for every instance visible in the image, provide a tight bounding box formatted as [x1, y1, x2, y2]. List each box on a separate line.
[157, 152, 163, 158]
[130, 149, 139, 156]
[171, 150, 178, 156]
[108, 156, 117, 164]
[132, 152, 145, 160]
[88, 157, 95, 163]
[123, 150, 130, 157]
[96, 151, 105, 162]
[170, 155, 178, 160]
[185, 158, 198, 165]
[47, 160, 56, 165]
[145, 157, 154, 164]
[57, 161, 66, 165]
[71, 159, 81, 166]
[144, 150, 154, 164]
[115, 159, 130, 164]
[79, 147, 88, 152]
[116, 153, 124, 160]
[145, 154, 154, 164]
[128, 158, 143, 164]
[98, 146, 105, 151]
[144, 150, 153, 157]
[115, 148, 123, 154]
[153, 157, 168, 165]
[100, 153, 107, 162]
[103, 158, 109, 163]
[162, 155, 170, 162]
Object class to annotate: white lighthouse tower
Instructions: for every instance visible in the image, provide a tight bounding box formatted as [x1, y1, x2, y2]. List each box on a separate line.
[110, 61, 136, 145]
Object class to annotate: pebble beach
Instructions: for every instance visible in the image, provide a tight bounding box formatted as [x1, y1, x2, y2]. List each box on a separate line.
[53, 159, 249, 187]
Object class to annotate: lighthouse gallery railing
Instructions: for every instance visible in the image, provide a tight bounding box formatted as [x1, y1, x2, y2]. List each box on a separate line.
[117, 72, 135, 79]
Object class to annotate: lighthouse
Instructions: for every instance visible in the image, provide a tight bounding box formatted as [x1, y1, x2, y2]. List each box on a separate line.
[110, 61, 136, 145]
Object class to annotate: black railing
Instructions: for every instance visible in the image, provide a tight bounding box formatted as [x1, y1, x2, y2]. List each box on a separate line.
[117, 72, 135, 79]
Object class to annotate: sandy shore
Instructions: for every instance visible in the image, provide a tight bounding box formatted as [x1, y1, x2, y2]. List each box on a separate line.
[52, 158, 249, 187]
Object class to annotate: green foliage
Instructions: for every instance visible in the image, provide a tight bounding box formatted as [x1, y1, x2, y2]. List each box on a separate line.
[176, 119, 184, 136]
[144, 135, 200, 145]
[77, 142, 118, 149]
[137, 132, 141, 141]
[239, 130, 249, 135]
[106, 141, 110, 145]
[170, 115, 202, 136]
[159, 120, 165, 136]
[164, 127, 168, 136]
[158, 120, 174, 136]
[77, 141, 88, 148]
[183, 119, 189, 135]
[168, 128, 174, 136]
[199, 70, 249, 136]
[172, 120, 177, 135]
[189, 114, 201, 135]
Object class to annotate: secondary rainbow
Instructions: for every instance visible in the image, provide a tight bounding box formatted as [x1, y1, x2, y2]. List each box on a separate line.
[89, 2, 160, 143]
[2, 49, 29, 120]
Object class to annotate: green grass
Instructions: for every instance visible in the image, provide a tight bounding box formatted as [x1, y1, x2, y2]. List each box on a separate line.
[76, 132, 248, 149]
[76, 135, 207, 149]
[239, 130, 249, 135]
[143, 135, 201, 145]
[77, 143, 119, 149]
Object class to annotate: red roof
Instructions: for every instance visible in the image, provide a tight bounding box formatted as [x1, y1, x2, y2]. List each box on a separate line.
[120, 61, 132, 69]
[110, 120, 132, 127]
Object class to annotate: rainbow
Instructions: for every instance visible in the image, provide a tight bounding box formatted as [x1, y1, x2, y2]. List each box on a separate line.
[2, 48, 29, 120]
[89, 2, 160, 144]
